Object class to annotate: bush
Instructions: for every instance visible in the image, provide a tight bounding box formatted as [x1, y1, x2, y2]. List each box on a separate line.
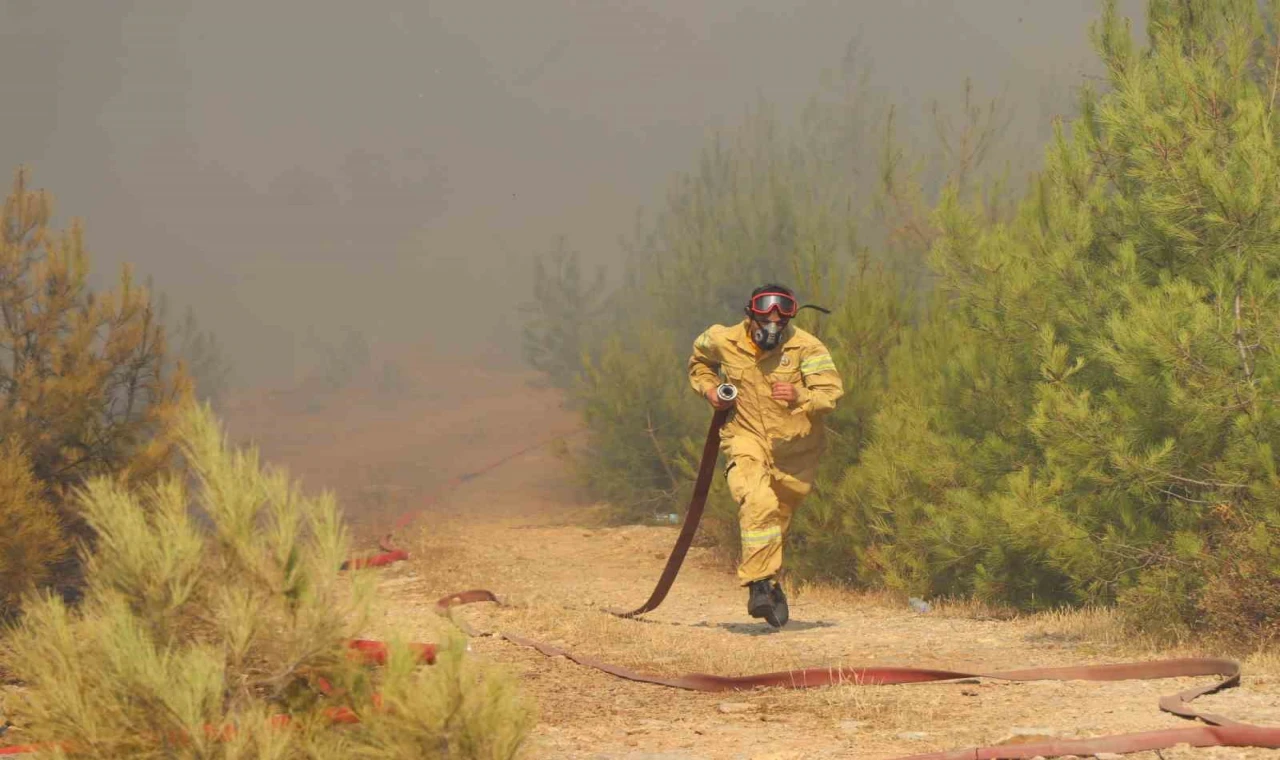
[572, 328, 708, 523]
[1194, 521, 1280, 647]
[0, 401, 533, 759]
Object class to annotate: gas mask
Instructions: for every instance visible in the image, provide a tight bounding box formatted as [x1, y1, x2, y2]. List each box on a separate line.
[750, 318, 787, 351]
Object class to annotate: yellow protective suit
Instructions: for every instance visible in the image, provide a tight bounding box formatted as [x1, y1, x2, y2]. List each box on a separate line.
[688, 318, 843, 585]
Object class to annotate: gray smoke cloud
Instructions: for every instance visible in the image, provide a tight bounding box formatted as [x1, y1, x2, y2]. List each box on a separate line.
[0, 0, 1145, 388]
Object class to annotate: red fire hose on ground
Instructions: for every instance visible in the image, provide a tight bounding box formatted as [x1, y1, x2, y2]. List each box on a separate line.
[3, 413, 1278, 758]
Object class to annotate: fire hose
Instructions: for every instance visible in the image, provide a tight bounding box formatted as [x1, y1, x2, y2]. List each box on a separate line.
[3, 402, 1279, 758]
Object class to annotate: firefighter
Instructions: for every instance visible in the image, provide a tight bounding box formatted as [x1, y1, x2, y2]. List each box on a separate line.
[688, 284, 843, 627]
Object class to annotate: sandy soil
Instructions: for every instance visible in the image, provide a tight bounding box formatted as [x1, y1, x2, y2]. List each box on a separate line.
[222, 357, 1280, 760]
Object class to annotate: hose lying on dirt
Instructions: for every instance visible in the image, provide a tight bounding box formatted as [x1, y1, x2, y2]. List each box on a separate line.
[429, 590, 1280, 760]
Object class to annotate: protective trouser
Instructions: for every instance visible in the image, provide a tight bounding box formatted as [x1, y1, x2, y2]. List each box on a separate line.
[725, 444, 819, 585]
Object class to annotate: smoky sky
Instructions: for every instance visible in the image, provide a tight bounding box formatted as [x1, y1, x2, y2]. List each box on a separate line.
[1, 0, 1145, 387]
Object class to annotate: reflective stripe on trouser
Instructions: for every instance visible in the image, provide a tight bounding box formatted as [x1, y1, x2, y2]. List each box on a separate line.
[725, 453, 816, 585]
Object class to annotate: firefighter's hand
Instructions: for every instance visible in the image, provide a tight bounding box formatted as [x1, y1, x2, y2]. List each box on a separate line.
[771, 382, 798, 403]
[705, 387, 734, 410]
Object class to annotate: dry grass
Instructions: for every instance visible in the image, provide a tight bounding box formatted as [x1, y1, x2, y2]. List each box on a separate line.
[922, 595, 1023, 621]
[1022, 604, 1142, 649]
[1018, 603, 1280, 680]
[708, 678, 953, 734]
[785, 582, 1029, 623]
[1245, 647, 1280, 677]
[776, 578, 900, 611]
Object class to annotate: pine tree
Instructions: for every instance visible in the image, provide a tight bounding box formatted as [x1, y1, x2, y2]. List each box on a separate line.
[0, 166, 193, 614]
[820, 0, 1280, 639]
[518, 236, 608, 390]
[162, 297, 233, 408]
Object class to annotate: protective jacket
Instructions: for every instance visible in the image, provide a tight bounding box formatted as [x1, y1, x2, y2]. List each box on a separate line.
[688, 318, 843, 583]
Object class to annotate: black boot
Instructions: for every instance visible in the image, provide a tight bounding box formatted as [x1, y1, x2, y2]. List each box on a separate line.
[747, 579, 782, 627]
[770, 579, 789, 627]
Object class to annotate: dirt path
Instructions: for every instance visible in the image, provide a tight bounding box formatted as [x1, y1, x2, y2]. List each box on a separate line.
[227, 359, 1280, 760]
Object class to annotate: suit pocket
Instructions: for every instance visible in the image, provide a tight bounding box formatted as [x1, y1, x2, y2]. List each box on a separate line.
[721, 363, 748, 387]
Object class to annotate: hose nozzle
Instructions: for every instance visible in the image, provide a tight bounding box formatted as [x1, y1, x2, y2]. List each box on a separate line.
[716, 383, 738, 403]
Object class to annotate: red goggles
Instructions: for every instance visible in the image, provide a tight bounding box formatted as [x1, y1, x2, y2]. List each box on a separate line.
[748, 292, 798, 317]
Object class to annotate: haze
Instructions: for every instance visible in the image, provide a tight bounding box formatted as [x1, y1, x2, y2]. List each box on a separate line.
[1, 0, 1144, 389]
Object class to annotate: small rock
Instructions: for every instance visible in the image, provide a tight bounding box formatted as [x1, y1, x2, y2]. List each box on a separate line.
[1094, 754, 1124, 760]
[896, 731, 928, 740]
[717, 701, 757, 714]
[961, 688, 979, 696]
[837, 720, 864, 735]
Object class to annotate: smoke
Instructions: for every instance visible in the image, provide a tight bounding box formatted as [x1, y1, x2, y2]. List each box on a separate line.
[0, 0, 1145, 389]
